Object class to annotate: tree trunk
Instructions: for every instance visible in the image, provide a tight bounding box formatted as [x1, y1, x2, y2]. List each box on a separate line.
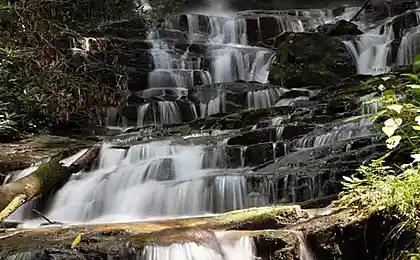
[0, 145, 101, 220]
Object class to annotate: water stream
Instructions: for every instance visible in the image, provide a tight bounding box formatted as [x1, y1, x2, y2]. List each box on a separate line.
[3, 2, 420, 259]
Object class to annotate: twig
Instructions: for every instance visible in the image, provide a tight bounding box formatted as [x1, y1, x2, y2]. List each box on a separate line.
[350, 0, 371, 23]
[32, 209, 62, 225]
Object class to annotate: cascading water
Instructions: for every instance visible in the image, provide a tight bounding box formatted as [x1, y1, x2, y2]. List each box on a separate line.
[139, 233, 255, 260]
[15, 139, 269, 227]
[344, 8, 420, 75]
[130, 7, 359, 127]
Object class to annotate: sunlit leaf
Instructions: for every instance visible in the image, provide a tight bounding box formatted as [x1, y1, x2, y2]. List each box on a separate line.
[381, 76, 391, 82]
[406, 84, 420, 89]
[386, 135, 401, 149]
[414, 54, 420, 71]
[411, 154, 420, 163]
[378, 84, 386, 91]
[342, 176, 354, 183]
[402, 73, 419, 81]
[386, 104, 403, 113]
[382, 118, 402, 137]
[377, 205, 386, 211]
[71, 233, 83, 249]
[384, 118, 403, 127]
[416, 116, 420, 125]
[413, 126, 420, 131]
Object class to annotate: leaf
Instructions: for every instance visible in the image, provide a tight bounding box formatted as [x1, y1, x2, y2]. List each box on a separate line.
[342, 176, 354, 183]
[378, 84, 386, 91]
[402, 73, 419, 81]
[381, 76, 391, 82]
[386, 104, 403, 113]
[413, 126, 420, 131]
[411, 154, 420, 163]
[71, 233, 83, 249]
[414, 54, 420, 71]
[384, 117, 403, 127]
[377, 205, 386, 211]
[416, 116, 420, 125]
[406, 84, 420, 89]
[382, 118, 402, 137]
[386, 135, 402, 149]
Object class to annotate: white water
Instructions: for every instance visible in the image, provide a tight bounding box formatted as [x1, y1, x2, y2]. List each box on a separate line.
[139, 233, 255, 260]
[15, 140, 267, 227]
[344, 8, 420, 75]
[131, 7, 361, 127]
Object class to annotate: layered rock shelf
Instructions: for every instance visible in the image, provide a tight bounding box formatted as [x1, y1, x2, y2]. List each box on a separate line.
[1, 0, 420, 259]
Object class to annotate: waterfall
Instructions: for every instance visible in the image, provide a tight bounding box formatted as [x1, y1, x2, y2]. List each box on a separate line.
[122, 8, 357, 128]
[17, 140, 264, 227]
[344, 8, 420, 75]
[343, 23, 395, 75]
[397, 25, 420, 66]
[139, 233, 255, 260]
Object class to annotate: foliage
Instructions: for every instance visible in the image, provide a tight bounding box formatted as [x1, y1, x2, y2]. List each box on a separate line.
[0, 0, 127, 141]
[337, 56, 420, 259]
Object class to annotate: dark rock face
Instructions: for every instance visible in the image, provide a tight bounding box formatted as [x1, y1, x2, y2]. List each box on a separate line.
[317, 20, 363, 36]
[269, 32, 356, 88]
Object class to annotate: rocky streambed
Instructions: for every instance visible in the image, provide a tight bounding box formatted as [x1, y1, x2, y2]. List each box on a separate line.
[1, 0, 420, 259]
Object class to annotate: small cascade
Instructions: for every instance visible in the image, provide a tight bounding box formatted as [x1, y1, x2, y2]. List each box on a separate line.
[283, 231, 316, 260]
[344, 9, 420, 75]
[200, 93, 226, 117]
[211, 175, 248, 212]
[240, 146, 247, 167]
[139, 233, 255, 260]
[344, 22, 395, 75]
[293, 94, 379, 149]
[136, 101, 197, 126]
[117, 7, 356, 128]
[397, 24, 420, 66]
[17, 140, 275, 227]
[247, 88, 282, 109]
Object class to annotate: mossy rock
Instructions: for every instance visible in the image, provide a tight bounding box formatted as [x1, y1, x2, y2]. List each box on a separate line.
[269, 32, 356, 88]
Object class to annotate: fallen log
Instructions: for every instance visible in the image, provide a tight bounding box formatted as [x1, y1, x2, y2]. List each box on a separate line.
[0, 145, 101, 220]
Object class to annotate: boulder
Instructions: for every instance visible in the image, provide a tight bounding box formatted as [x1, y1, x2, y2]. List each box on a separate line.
[317, 20, 363, 36]
[269, 32, 356, 88]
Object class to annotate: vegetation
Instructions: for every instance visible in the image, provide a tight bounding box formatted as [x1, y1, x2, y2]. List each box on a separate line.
[338, 56, 420, 259]
[0, 0, 141, 142]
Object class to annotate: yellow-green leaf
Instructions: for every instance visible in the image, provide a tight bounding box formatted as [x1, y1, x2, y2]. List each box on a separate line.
[406, 84, 420, 89]
[377, 205, 386, 211]
[71, 233, 83, 249]
[378, 84, 385, 91]
[386, 135, 401, 149]
[402, 73, 419, 81]
[386, 104, 403, 113]
[411, 154, 420, 163]
[413, 126, 420, 131]
[382, 126, 397, 137]
[384, 117, 403, 127]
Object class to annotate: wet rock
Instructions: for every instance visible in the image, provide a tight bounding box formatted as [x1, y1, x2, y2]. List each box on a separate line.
[227, 128, 277, 146]
[389, 9, 420, 40]
[269, 32, 356, 88]
[317, 20, 363, 36]
[365, 0, 418, 23]
[190, 82, 284, 116]
[244, 142, 285, 166]
[306, 213, 418, 260]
